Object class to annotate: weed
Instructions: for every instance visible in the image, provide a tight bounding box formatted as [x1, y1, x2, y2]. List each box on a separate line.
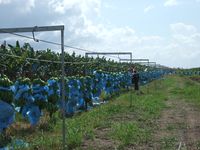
[110, 122, 150, 146]
[160, 136, 178, 150]
[166, 123, 187, 131]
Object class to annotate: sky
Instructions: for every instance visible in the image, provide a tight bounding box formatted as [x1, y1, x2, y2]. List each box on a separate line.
[0, 0, 200, 68]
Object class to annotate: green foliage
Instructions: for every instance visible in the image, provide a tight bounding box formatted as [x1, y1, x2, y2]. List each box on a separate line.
[0, 42, 161, 80]
[0, 74, 13, 104]
[99, 90, 110, 101]
[33, 78, 46, 86]
[0, 131, 12, 148]
[17, 77, 31, 85]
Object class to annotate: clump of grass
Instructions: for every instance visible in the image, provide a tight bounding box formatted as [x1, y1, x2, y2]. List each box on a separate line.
[160, 136, 178, 150]
[110, 122, 150, 146]
[169, 76, 200, 106]
[166, 123, 187, 131]
[196, 141, 200, 149]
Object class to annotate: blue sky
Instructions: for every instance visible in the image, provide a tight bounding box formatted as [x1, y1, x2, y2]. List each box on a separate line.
[101, 0, 200, 35]
[0, 0, 200, 68]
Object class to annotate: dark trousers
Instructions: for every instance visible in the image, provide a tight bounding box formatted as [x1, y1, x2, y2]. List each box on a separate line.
[134, 82, 139, 90]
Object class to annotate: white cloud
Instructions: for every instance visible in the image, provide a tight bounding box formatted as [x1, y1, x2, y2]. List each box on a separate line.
[48, 0, 101, 16]
[0, 0, 10, 5]
[165, 23, 200, 67]
[170, 22, 197, 35]
[0, 0, 200, 68]
[144, 5, 155, 13]
[164, 0, 178, 7]
[21, 0, 35, 13]
[170, 23, 199, 46]
[0, 0, 35, 13]
[104, 3, 117, 10]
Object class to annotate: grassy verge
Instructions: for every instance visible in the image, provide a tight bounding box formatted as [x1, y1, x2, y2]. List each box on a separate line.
[169, 75, 200, 106]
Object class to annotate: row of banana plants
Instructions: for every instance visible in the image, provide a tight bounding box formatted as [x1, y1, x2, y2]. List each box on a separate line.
[0, 69, 171, 133]
[0, 42, 132, 80]
[0, 70, 132, 132]
[175, 71, 200, 76]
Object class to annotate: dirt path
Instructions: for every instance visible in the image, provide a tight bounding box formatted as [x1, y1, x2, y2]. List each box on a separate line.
[78, 98, 200, 150]
[80, 127, 118, 150]
[153, 99, 200, 150]
[77, 77, 200, 150]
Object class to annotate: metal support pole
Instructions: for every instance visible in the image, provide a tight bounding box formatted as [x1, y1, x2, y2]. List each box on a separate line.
[154, 62, 157, 90]
[147, 60, 150, 94]
[0, 25, 66, 149]
[61, 29, 66, 150]
[130, 55, 132, 64]
[130, 58, 133, 107]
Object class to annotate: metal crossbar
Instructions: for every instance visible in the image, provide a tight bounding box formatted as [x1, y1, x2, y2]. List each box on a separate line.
[119, 58, 149, 63]
[0, 26, 64, 33]
[85, 52, 132, 62]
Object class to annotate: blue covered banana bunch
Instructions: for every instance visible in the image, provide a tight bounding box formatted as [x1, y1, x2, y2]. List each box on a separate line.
[76, 79, 85, 109]
[32, 78, 48, 110]
[21, 78, 48, 126]
[13, 78, 34, 108]
[65, 77, 81, 114]
[47, 77, 60, 118]
[79, 76, 92, 110]
[92, 71, 102, 99]
[112, 73, 120, 93]
[13, 77, 40, 126]
[0, 75, 14, 133]
[105, 74, 112, 95]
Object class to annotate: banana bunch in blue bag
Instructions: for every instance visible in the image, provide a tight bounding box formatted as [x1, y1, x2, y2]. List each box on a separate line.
[32, 78, 48, 110]
[14, 77, 32, 107]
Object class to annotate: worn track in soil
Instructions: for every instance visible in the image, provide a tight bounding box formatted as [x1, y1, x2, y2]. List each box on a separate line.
[153, 99, 200, 150]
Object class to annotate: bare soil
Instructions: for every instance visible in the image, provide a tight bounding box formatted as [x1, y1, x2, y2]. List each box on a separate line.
[190, 77, 200, 83]
[153, 99, 200, 150]
[80, 127, 118, 150]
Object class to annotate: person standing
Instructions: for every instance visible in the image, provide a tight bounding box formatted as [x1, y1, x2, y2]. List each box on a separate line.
[132, 69, 140, 91]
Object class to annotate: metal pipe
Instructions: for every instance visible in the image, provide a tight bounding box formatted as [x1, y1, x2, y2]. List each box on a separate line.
[85, 52, 132, 55]
[0, 26, 64, 33]
[61, 29, 66, 150]
[85, 52, 132, 62]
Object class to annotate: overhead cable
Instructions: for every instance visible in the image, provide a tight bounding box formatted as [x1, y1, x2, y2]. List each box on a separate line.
[0, 52, 99, 64]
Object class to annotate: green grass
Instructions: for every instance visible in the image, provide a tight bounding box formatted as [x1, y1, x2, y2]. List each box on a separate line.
[8, 75, 200, 149]
[168, 76, 200, 106]
[166, 123, 187, 131]
[110, 122, 150, 146]
[160, 136, 178, 150]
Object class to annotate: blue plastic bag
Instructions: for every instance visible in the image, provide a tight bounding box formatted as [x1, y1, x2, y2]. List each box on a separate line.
[0, 100, 15, 132]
